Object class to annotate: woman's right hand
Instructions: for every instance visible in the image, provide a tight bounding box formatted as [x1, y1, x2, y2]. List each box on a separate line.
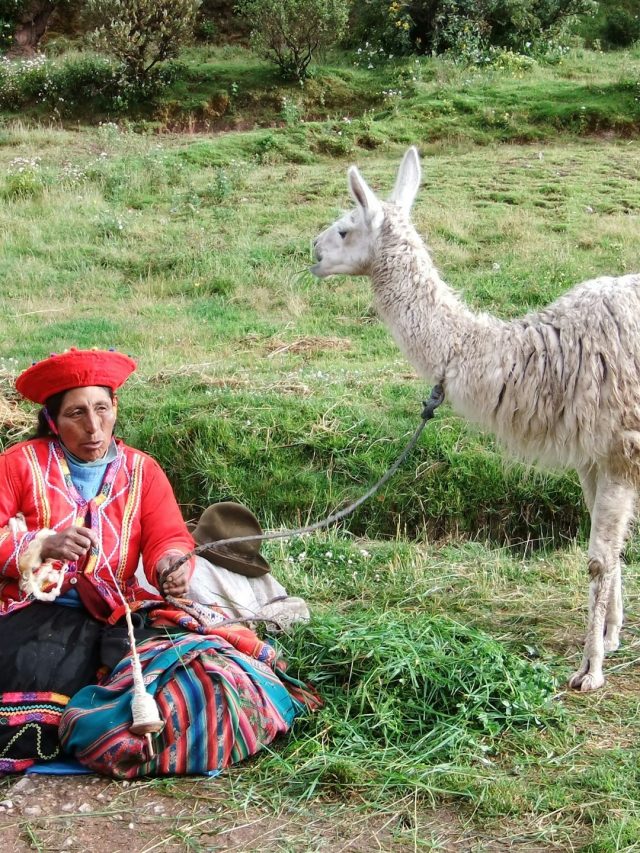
[40, 526, 98, 562]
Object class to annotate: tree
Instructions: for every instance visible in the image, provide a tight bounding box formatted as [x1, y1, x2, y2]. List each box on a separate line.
[236, 0, 349, 80]
[1, 0, 60, 56]
[85, 0, 201, 81]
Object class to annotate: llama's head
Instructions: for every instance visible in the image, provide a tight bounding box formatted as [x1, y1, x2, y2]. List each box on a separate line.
[311, 146, 421, 278]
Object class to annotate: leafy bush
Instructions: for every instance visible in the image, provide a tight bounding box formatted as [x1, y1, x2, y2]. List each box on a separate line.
[602, 7, 640, 48]
[0, 52, 153, 114]
[85, 0, 201, 82]
[347, 0, 596, 58]
[0, 0, 43, 53]
[0, 53, 49, 108]
[0, 14, 13, 52]
[347, 0, 414, 55]
[236, 0, 349, 80]
[577, 0, 640, 49]
[431, 0, 597, 55]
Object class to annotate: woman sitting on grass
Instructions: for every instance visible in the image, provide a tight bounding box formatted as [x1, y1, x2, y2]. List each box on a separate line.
[0, 348, 317, 777]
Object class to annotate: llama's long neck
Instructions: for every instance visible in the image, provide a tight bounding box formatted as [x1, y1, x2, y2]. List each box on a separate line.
[371, 208, 507, 424]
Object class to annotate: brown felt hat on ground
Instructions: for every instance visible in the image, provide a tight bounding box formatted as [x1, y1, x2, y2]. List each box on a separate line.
[189, 502, 271, 578]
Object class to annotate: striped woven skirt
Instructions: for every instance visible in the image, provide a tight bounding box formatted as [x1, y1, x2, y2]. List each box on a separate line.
[59, 628, 319, 778]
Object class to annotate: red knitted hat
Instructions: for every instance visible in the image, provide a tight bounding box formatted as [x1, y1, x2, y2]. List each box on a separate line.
[16, 348, 137, 404]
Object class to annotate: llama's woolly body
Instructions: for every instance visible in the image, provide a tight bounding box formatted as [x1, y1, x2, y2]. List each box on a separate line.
[312, 146, 640, 692]
[374, 206, 640, 475]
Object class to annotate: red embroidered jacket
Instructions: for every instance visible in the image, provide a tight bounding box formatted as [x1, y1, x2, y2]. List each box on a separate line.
[0, 438, 195, 622]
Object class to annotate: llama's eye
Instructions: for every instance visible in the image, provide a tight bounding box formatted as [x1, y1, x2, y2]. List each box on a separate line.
[338, 229, 348, 239]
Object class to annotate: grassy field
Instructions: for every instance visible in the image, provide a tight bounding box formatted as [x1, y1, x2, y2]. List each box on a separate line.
[0, 44, 639, 851]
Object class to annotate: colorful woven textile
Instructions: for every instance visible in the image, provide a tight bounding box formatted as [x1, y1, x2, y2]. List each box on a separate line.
[0, 691, 69, 774]
[59, 626, 320, 778]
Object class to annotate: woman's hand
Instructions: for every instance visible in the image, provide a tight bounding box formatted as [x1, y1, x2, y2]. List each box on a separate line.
[40, 526, 98, 562]
[156, 553, 191, 598]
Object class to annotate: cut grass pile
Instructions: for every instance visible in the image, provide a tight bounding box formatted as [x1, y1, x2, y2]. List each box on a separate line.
[261, 609, 561, 800]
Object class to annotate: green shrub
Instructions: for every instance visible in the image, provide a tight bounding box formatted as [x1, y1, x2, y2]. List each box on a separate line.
[0, 54, 50, 109]
[347, 0, 414, 55]
[236, 0, 349, 80]
[346, 0, 597, 58]
[0, 2, 37, 26]
[0, 15, 12, 52]
[0, 52, 150, 114]
[602, 8, 640, 48]
[577, 0, 640, 49]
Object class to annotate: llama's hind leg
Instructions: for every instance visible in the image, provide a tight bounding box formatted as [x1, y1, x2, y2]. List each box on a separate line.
[577, 464, 625, 653]
[568, 476, 635, 692]
[603, 563, 622, 653]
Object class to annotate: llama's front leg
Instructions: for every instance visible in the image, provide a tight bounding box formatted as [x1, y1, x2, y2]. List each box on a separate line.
[577, 463, 597, 516]
[568, 478, 635, 692]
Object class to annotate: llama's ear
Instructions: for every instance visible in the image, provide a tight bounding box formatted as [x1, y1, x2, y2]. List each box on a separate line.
[348, 165, 383, 229]
[389, 146, 421, 211]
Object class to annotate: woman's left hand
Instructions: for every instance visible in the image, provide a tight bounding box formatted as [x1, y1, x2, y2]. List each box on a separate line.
[156, 554, 190, 597]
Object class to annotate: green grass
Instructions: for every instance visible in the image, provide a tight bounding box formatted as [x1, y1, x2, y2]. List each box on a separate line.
[0, 44, 639, 850]
[0, 126, 636, 543]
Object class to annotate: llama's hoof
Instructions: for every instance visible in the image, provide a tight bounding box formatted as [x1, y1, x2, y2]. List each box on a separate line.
[568, 663, 588, 690]
[568, 669, 586, 690]
[603, 636, 620, 653]
[579, 672, 605, 692]
[568, 669, 605, 692]
[603, 626, 621, 653]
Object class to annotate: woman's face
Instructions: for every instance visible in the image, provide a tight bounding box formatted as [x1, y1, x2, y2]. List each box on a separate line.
[56, 386, 116, 462]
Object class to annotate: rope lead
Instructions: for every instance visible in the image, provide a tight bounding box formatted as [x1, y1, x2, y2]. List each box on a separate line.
[161, 385, 446, 583]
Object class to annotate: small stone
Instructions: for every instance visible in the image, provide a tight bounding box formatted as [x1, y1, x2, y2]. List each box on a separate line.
[0, 799, 12, 809]
[78, 803, 92, 814]
[63, 838, 75, 848]
[12, 777, 32, 792]
[153, 804, 165, 814]
[24, 805, 42, 816]
[62, 802, 75, 812]
[128, 822, 135, 830]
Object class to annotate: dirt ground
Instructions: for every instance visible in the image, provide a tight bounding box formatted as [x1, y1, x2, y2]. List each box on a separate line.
[0, 774, 557, 852]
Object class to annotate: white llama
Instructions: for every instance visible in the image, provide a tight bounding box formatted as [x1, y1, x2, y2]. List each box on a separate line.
[311, 146, 640, 692]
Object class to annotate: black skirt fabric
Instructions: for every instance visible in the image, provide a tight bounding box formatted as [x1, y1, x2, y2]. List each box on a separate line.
[0, 603, 103, 769]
